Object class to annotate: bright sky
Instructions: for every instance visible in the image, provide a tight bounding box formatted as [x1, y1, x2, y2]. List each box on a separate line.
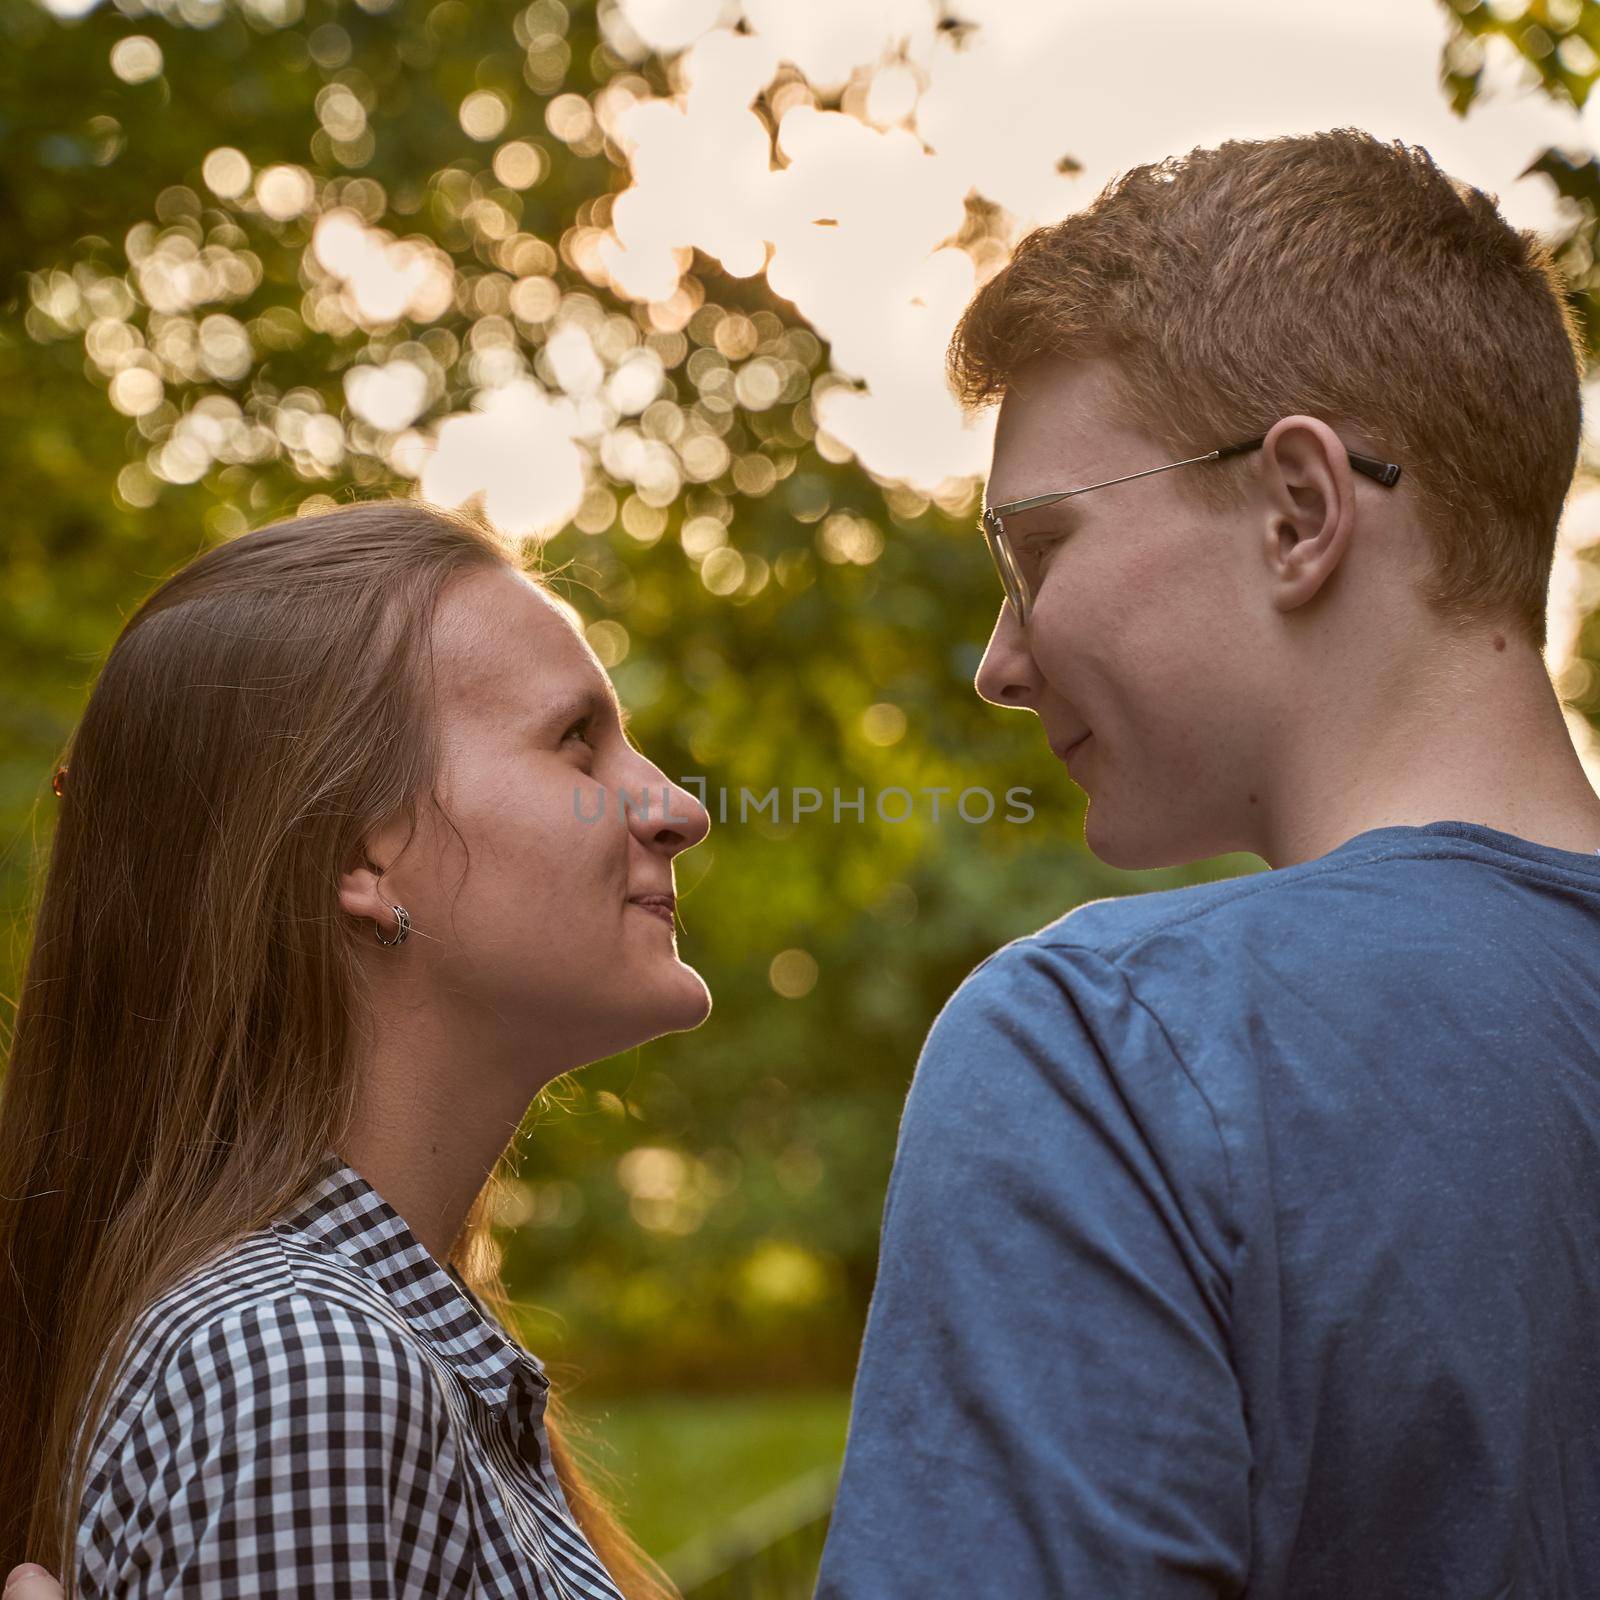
[602, 0, 1589, 486]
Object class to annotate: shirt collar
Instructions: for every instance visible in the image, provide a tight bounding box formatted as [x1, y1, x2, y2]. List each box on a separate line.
[281, 1150, 550, 1429]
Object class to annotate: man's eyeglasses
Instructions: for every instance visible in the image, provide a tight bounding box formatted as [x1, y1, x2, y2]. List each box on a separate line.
[980, 434, 1404, 627]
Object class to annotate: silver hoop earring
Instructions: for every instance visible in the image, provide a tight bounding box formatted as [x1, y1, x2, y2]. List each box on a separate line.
[374, 903, 410, 946]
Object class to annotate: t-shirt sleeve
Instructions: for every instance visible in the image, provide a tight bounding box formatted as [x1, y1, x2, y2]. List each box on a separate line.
[77, 1293, 479, 1598]
[815, 939, 1252, 1598]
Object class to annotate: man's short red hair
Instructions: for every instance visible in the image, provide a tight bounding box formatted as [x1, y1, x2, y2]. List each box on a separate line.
[948, 128, 1585, 651]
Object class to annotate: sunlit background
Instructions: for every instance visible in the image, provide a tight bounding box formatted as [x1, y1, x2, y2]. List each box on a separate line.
[9, 0, 1600, 1590]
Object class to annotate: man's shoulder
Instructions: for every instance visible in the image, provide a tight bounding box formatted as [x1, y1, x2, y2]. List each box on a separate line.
[906, 855, 1410, 1207]
[948, 840, 1446, 1038]
[917, 869, 1279, 1084]
[902, 875, 1251, 1239]
[950, 872, 1261, 1011]
[1006, 835, 1439, 972]
[1031, 854, 1353, 962]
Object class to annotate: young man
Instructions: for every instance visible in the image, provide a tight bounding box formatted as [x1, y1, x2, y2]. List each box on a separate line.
[815, 129, 1600, 1597]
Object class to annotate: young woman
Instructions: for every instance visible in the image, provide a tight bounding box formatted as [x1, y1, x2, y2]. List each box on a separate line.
[0, 498, 712, 1598]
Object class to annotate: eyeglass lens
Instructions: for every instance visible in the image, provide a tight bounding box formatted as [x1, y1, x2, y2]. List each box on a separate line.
[983, 512, 1031, 622]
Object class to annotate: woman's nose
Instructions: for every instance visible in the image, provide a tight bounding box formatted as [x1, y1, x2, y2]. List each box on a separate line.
[626, 768, 711, 853]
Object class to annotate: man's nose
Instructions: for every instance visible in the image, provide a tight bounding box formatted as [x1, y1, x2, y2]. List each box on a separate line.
[974, 602, 1043, 710]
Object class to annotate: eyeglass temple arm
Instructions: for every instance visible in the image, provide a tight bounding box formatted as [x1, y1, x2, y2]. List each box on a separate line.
[1214, 436, 1403, 488]
[988, 439, 1403, 518]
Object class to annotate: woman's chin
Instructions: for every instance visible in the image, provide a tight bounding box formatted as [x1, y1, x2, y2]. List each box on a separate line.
[660, 962, 713, 1030]
[619, 963, 713, 1046]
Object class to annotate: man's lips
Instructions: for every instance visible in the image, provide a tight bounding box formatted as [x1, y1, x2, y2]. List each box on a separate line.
[1050, 731, 1092, 763]
[627, 893, 677, 926]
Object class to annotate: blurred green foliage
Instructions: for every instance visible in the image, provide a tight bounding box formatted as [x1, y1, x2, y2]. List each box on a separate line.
[5, 0, 1595, 1403]
[564, 1388, 848, 1568]
[1441, 0, 1600, 120]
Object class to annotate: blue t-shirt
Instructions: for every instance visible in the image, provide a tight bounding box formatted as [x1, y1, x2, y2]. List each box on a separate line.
[816, 820, 1600, 1598]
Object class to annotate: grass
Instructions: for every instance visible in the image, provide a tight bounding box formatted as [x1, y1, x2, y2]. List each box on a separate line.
[562, 1388, 853, 1566]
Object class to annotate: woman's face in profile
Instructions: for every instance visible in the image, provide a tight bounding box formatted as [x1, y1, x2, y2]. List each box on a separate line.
[351, 564, 713, 1070]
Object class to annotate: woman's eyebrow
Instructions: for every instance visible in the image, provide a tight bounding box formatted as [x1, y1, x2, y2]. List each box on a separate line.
[543, 684, 631, 734]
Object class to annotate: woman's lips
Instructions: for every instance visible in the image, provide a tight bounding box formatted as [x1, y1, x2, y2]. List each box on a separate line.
[627, 895, 676, 926]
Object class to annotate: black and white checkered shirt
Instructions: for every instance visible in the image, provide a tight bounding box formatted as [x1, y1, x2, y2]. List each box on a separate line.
[75, 1151, 625, 1599]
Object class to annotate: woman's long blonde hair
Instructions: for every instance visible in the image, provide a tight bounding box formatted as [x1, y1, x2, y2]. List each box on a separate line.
[0, 496, 674, 1599]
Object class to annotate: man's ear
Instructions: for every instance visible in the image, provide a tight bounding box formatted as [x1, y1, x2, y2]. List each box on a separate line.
[1257, 414, 1358, 613]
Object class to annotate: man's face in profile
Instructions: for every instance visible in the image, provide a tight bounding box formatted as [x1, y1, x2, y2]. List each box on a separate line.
[975, 353, 1276, 870]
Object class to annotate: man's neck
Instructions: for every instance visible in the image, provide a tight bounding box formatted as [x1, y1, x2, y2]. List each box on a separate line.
[1262, 631, 1600, 869]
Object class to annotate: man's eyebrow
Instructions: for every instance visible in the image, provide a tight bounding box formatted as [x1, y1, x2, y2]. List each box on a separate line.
[1004, 496, 1088, 531]
[985, 481, 1087, 513]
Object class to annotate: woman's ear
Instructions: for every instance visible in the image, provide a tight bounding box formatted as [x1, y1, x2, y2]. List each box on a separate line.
[336, 852, 390, 926]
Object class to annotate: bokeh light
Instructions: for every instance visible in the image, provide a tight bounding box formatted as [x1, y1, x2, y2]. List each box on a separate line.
[109, 35, 163, 83]
[201, 147, 252, 200]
